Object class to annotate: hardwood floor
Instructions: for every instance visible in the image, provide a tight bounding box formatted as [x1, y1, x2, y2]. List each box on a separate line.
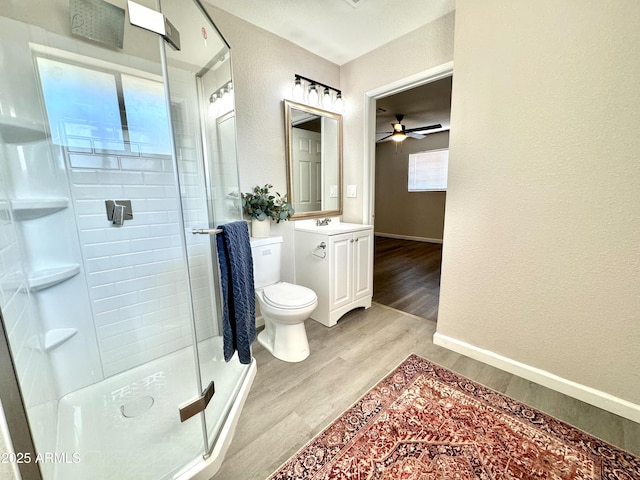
[214, 304, 640, 479]
[373, 236, 442, 320]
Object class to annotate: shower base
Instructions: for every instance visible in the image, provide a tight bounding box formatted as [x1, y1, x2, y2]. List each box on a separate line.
[52, 337, 253, 480]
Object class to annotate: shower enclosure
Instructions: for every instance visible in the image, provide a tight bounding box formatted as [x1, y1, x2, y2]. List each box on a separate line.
[0, 1, 255, 479]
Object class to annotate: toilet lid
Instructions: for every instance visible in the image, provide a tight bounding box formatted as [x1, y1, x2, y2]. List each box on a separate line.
[263, 282, 317, 309]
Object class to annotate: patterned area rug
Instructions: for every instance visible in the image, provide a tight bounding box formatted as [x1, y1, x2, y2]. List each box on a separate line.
[268, 354, 640, 479]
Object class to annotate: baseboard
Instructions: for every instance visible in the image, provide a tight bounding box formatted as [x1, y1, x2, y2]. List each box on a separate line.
[374, 232, 443, 244]
[433, 332, 640, 424]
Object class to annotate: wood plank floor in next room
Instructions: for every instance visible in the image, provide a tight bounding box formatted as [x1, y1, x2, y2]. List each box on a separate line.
[214, 304, 640, 480]
[373, 236, 442, 321]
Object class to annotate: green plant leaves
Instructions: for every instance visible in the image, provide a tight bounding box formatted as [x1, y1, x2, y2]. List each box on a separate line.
[241, 184, 295, 223]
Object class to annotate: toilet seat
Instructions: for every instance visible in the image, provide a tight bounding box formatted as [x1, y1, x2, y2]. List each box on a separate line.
[262, 282, 317, 310]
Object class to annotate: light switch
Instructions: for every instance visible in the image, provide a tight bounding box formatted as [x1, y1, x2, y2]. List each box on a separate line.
[330, 185, 338, 198]
[346, 185, 357, 198]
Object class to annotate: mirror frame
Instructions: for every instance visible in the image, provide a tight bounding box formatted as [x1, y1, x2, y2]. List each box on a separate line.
[284, 100, 343, 219]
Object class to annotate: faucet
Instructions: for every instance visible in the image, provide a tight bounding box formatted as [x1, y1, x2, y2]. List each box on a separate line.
[316, 217, 332, 226]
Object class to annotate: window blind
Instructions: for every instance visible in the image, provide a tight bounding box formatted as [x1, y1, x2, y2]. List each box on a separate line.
[408, 149, 448, 191]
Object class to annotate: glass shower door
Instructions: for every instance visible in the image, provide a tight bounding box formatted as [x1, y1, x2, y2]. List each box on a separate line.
[158, 0, 249, 457]
[0, 1, 249, 479]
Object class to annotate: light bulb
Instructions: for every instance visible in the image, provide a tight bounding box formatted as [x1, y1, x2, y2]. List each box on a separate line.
[293, 77, 303, 101]
[333, 92, 344, 112]
[323, 87, 331, 107]
[308, 84, 319, 105]
[391, 131, 406, 142]
[208, 94, 217, 116]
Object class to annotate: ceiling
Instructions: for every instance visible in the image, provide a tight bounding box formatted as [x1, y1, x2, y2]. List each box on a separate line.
[375, 76, 452, 143]
[203, 0, 455, 142]
[203, 0, 456, 66]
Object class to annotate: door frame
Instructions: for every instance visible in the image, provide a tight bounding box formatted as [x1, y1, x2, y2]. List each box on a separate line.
[363, 61, 454, 225]
[0, 310, 42, 480]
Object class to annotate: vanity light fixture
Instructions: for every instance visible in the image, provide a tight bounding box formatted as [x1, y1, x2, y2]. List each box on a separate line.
[208, 81, 233, 117]
[293, 74, 343, 112]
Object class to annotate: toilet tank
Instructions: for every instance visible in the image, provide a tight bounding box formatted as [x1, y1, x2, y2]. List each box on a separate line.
[250, 236, 282, 289]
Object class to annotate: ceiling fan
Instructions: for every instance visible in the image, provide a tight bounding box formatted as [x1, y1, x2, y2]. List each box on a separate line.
[377, 114, 442, 142]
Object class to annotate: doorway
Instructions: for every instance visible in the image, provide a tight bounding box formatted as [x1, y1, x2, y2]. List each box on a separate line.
[365, 63, 453, 321]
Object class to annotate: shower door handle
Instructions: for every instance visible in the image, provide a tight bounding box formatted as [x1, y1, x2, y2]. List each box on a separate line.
[179, 381, 215, 422]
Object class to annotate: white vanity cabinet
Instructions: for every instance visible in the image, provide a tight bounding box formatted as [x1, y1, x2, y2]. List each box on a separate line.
[294, 223, 373, 327]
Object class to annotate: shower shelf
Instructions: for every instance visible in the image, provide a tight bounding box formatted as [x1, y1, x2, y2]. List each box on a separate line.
[10, 197, 70, 220]
[0, 116, 48, 144]
[28, 264, 81, 292]
[28, 328, 78, 352]
[43, 328, 78, 352]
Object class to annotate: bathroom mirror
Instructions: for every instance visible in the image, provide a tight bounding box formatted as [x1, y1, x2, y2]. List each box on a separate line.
[284, 100, 342, 219]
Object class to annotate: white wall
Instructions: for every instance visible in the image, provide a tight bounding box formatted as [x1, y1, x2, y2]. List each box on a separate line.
[436, 0, 640, 419]
[340, 12, 455, 223]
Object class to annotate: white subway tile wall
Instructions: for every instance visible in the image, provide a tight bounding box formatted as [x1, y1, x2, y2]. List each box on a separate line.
[68, 128, 217, 377]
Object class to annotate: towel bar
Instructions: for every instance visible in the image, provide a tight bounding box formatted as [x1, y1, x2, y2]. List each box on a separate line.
[192, 221, 248, 236]
[192, 228, 223, 235]
[312, 242, 327, 259]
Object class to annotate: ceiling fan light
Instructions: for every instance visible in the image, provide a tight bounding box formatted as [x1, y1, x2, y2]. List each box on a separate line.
[391, 131, 407, 142]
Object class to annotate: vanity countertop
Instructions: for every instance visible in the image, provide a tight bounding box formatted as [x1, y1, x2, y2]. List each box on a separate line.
[294, 221, 373, 235]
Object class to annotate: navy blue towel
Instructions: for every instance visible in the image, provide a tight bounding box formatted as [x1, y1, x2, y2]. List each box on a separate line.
[215, 221, 256, 364]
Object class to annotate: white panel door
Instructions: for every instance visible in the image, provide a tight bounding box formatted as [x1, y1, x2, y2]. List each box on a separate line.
[292, 127, 322, 212]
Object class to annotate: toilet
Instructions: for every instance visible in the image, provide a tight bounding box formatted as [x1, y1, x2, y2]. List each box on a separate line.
[250, 236, 317, 362]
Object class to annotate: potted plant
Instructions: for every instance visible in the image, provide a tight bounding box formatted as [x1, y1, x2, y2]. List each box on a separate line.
[242, 184, 295, 237]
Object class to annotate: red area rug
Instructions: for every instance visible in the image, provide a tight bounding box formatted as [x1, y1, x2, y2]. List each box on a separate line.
[268, 354, 640, 479]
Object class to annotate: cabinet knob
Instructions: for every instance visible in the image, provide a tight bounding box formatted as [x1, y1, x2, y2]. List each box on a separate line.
[350, 239, 354, 243]
[355, 238, 359, 242]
